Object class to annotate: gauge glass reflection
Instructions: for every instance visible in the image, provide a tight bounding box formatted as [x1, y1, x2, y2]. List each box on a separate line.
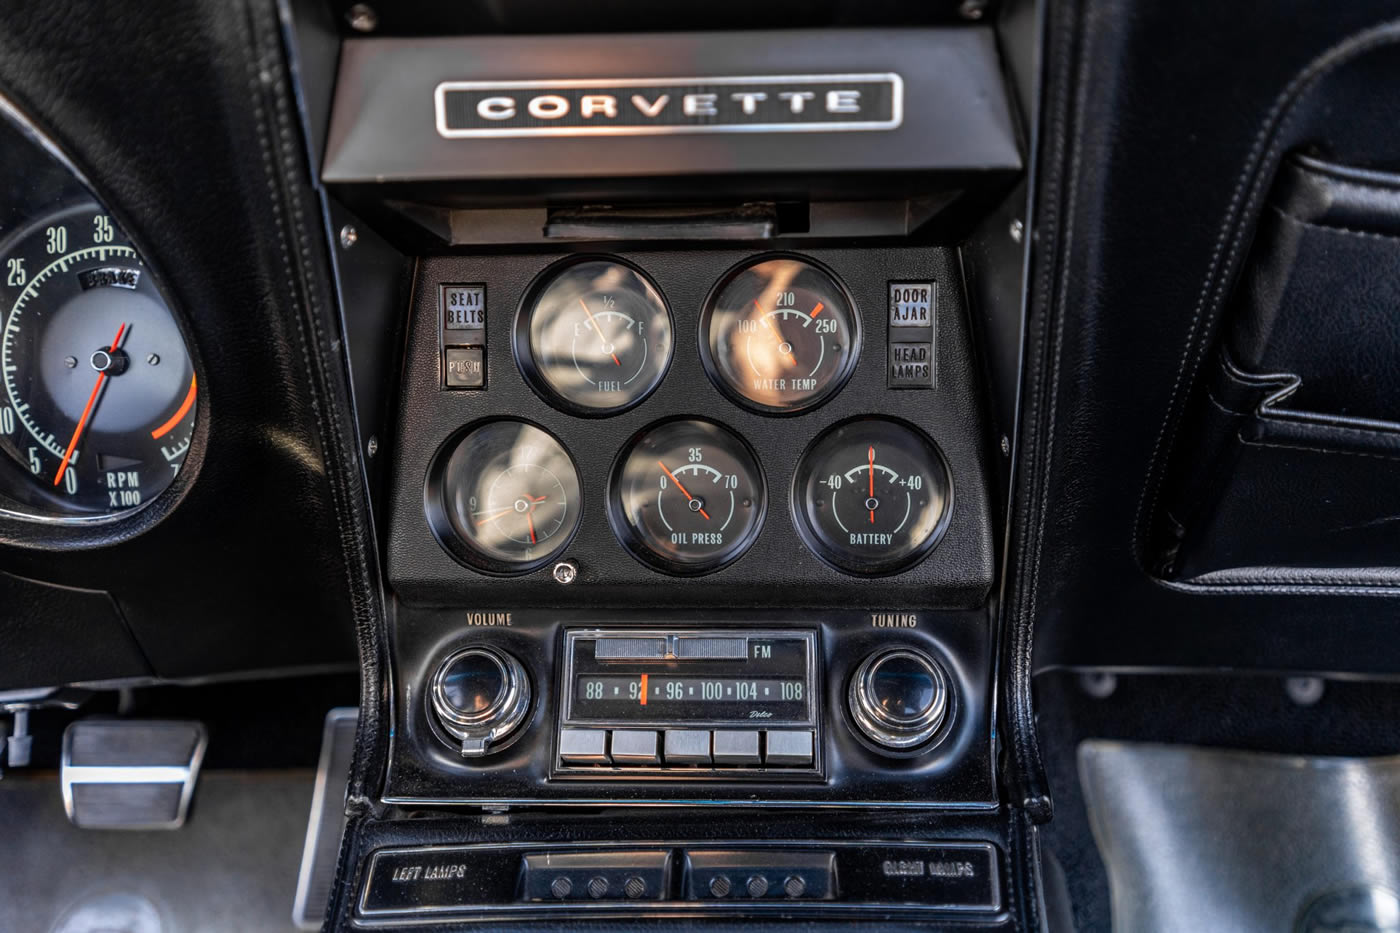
[517, 258, 673, 414]
[609, 419, 765, 575]
[702, 256, 860, 413]
[429, 420, 581, 574]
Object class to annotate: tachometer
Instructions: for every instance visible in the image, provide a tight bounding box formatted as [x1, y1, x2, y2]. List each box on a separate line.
[0, 202, 197, 519]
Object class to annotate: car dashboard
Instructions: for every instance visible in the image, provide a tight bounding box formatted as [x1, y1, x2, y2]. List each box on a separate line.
[4, 1, 1400, 932]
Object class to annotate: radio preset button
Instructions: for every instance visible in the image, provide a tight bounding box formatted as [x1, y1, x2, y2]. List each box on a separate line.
[713, 730, 761, 765]
[559, 728, 609, 764]
[663, 730, 712, 764]
[765, 731, 814, 766]
[610, 730, 660, 765]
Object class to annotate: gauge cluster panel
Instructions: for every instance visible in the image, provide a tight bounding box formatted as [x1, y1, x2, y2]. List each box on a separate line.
[389, 247, 993, 608]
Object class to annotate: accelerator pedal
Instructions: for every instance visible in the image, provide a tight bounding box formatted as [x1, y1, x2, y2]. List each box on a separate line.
[292, 707, 358, 930]
[60, 719, 206, 830]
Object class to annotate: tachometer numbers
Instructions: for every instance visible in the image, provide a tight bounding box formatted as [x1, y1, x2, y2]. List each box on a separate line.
[792, 418, 951, 575]
[609, 419, 766, 575]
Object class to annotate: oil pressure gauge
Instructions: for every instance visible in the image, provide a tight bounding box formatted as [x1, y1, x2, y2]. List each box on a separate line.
[793, 418, 952, 575]
[609, 419, 766, 575]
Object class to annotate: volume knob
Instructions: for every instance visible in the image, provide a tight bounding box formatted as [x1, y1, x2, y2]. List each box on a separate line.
[848, 648, 948, 751]
[430, 646, 531, 757]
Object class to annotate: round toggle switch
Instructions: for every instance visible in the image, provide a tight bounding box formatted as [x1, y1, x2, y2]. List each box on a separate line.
[429, 646, 531, 757]
[848, 647, 948, 751]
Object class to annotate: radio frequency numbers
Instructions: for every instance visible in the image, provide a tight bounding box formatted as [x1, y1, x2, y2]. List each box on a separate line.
[576, 676, 804, 703]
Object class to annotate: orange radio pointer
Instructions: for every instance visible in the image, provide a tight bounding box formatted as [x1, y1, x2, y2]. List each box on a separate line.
[55, 322, 128, 488]
[578, 298, 621, 366]
[657, 460, 710, 520]
[639, 673, 648, 706]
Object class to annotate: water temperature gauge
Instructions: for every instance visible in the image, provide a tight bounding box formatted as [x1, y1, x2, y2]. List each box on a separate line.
[792, 418, 952, 575]
[609, 419, 766, 575]
[426, 420, 582, 575]
[701, 255, 860, 414]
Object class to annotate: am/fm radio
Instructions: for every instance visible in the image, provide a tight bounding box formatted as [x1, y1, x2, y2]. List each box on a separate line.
[554, 629, 821, 778]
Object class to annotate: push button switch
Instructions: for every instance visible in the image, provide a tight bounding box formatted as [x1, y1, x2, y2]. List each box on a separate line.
[712, 730, 760, 765]
[558, 728, 608, 764]
[763, 730, 814, 766]
[610, 730, 660, 765]
[663, 730, 711, 765]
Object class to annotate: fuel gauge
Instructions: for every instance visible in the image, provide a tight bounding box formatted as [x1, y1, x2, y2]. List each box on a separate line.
[516, 257, 673, 415]
[609, 419, 766, 575]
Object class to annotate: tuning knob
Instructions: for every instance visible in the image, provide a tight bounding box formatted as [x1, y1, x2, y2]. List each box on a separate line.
[848, 648, 948, 751]
[429, 646, 531, 757]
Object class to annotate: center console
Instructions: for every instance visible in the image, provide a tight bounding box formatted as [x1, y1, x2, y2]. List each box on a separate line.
[293, 7, 1037, 928]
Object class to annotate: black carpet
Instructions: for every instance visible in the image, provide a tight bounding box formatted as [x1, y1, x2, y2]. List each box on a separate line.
[0, 769, 315, 933]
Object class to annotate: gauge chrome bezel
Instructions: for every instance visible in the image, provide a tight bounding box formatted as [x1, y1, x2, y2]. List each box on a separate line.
[424, 418, 584, 577]
[789, 416, 954, 577]
[698, 252, 863, 417]
[606, 416, 768, 577]
[512, 254, 674, 418]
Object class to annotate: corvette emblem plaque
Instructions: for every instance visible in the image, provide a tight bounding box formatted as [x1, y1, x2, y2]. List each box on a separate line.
[434, 74, 903, 138]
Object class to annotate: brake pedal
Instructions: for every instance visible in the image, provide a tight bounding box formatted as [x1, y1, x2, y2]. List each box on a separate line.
[61, 719, 206, 830]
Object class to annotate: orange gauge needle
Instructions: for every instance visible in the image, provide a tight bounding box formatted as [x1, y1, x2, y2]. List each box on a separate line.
[755, 300, 798, 367]
[54, 322, 128, 488]
[868, 445, 876, 525]
[656, 460, 710, 520]
[474, 507, 515, 526]
[809, 302, 825, 318]
[578, 297, 621, 366]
